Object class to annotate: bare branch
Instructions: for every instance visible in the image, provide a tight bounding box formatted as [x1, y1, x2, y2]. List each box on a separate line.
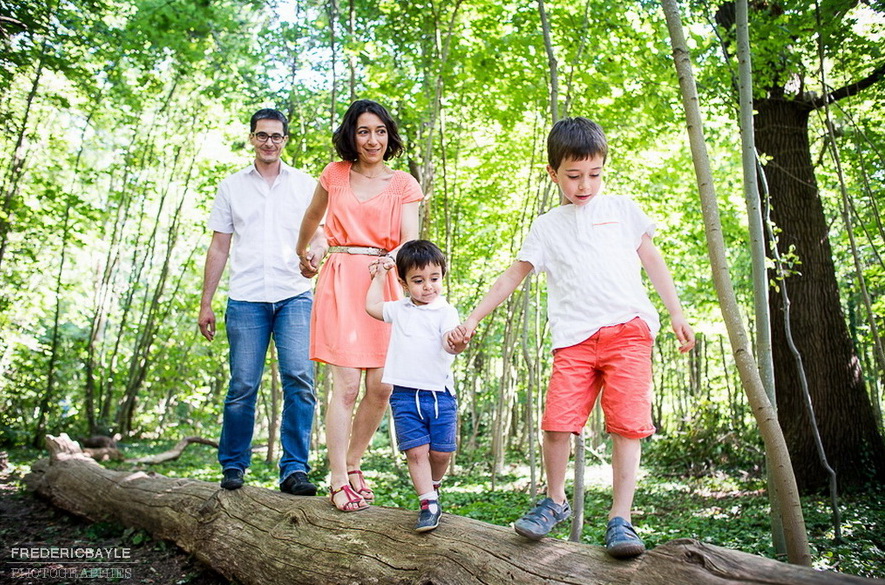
[811, 63, 885, 109]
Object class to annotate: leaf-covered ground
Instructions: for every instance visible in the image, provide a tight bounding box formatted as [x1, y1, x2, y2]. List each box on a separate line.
[2, 440, 883, 583]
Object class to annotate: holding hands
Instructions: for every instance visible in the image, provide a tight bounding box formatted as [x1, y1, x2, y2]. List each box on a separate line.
[444, 317, 477, 354]
[449, 317, 478, 347]
[299, 241, 329, 278]
[368, 256, 395, 277]
[443, 329, 469, 354]
[365, 256, 397, 320]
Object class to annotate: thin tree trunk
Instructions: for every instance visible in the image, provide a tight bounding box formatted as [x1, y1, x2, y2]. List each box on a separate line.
[660, 0, 811, 565]
[33, 107, 95, 445]
[520, 278, 539, 500]
[101, 123, 166, 427]
[266, 343, 281, 464]
[416, 0, 463, 237]
[0, 36, 47, 273]
[569, 431, 585, 543]
[537, 0, 558, 125]
[735, 0, 785, 556]
[491, 294, 520, 477]
[86, 146, 137, 433]
[116, 151, 187, 435]
[33, 196, 73, 446]
[114, 103, 197, 434]
[327, 0, 338, 145]
[346, 0, 356, 102]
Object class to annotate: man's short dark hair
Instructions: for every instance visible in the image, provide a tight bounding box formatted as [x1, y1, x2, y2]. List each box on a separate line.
[396, 240, 447, 279]
[547, 117, 608, 169]
[333, 99, 404, 161]
[250, 108, 289, 135]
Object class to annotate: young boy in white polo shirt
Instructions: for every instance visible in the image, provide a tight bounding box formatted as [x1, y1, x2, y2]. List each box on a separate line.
[453, 117, 695, 557]
[366, 240, 467, 532]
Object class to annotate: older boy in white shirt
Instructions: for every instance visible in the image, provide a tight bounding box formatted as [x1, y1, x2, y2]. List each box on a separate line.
[454, 117, 695, 558]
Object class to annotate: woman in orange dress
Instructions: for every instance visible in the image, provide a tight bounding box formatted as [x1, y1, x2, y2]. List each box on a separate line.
[297, 99, 423, 512]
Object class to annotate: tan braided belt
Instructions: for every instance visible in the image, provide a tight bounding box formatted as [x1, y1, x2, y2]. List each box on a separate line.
[328, 246, 388, 256]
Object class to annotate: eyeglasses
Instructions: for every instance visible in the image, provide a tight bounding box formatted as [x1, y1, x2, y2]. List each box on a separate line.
[251, 132, 286, 144]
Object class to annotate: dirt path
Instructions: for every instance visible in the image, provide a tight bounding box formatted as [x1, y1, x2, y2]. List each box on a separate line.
[0, 454, 229, 585]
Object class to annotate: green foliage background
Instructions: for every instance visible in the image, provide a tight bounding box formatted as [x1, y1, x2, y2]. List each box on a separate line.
[0, 0, 883, 577]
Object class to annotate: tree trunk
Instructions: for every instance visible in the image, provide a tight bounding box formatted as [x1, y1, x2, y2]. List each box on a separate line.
[754, 97, 885, 492]
[537, 0, 559, 124]
[84, 130, 140, 434]
[660, 0, 811, 564]
[0, 35, 46, 274]
[414, 0, 462, 238]
[734, 0, 785, 555]
[326, 0, 338, 145]
[116, 136, 196, 436]
[266, 342, 281, 464]
[23, 434, 879, 585]
[33, 195, 72, 447]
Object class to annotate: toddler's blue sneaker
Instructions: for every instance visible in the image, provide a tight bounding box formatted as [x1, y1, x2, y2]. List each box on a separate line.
[605, 516, 645, 558]
[513, 497, 571, 540]
[415, 499, 441, 532]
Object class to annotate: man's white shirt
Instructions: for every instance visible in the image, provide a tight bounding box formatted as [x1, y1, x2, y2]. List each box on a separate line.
[208, 161, 317, 302]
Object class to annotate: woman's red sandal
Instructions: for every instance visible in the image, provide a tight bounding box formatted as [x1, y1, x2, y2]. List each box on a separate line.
[330, 484, 368, 512]
[347, 470, 375, 502]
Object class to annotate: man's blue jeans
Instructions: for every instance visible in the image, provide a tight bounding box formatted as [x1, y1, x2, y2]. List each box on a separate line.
[218, 292, 316, 482]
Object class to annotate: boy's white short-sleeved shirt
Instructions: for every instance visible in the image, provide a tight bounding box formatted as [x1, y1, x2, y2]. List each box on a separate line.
[207, 162, 317, 303]
[381, 297, 460, 392]
[518, 194, 660, 350]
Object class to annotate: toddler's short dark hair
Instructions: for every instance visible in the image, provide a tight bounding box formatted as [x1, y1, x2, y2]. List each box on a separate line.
[396, 240, 447, 279]
[547, 117, 608, 169]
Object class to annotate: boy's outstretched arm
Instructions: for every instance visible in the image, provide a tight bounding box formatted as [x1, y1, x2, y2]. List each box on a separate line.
[365, 257, 395, 320]
[637, 234, 695, 353]
[457, 260, 534, 340]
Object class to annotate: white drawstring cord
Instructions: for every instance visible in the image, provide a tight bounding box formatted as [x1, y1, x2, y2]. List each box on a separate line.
[414, 389, 441, 421]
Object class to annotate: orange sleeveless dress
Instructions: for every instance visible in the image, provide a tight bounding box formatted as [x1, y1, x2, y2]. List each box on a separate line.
[310, 161, 424, 368]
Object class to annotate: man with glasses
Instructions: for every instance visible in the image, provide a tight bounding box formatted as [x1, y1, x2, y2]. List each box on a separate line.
[199, 108, 325, 496]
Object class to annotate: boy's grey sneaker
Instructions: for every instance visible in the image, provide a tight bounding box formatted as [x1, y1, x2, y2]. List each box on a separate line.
[220, 468, 244, 490]
[514, 497, 572, 540]
[605, 516, 646, 558]
[415, 499, 442, 532]
[280, 471, 317, 496]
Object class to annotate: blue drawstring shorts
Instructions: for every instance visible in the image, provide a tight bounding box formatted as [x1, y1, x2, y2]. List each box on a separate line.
[390, 385, 458, 452]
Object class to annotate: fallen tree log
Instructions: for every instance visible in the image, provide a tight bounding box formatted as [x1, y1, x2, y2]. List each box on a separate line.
[24, 434, 881, 585]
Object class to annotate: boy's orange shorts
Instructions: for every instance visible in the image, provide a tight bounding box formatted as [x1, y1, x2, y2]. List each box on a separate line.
[541, 317, 655, 439]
